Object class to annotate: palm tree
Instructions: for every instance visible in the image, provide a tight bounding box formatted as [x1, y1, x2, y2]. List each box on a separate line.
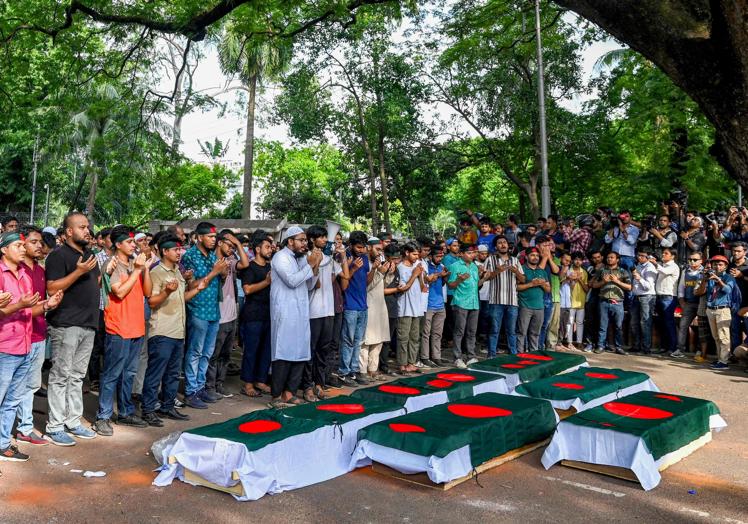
[217, 26, 292, 219]
[68, 83, 120, 220]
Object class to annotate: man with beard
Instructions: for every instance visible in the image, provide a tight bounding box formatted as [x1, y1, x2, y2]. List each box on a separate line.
[44, 212, 101, 446]
[269, 226, 322, 407]
[517, 247, 550, 352]
[360, 237, 389, 381]
[591, 252, 632, 355]
[484, 235, 526, 355]
[181, 222, 228, 409]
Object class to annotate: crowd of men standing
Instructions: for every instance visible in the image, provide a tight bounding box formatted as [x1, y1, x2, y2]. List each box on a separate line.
[0, 201, 747, 469]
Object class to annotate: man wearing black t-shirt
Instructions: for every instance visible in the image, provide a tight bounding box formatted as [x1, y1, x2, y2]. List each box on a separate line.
[238, 235, 273, 398]
[44, 212, 101, 446]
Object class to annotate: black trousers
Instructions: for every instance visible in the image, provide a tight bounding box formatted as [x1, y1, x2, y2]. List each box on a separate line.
[380, 316, 398, 372]
[325, 312, 343, 381]
[303, 316, 334, 389]
[271, 359, 305, 398]
[206, 321, 236, 392]
[89, 309, 105, 382]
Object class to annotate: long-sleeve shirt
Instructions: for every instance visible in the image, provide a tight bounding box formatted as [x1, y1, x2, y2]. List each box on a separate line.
[655, 261, 680, 296]
[705, 273, 735, 308]
[632, 261, 657, 296]
[567, 227, 592, 256]
[604, 224, 639, 257]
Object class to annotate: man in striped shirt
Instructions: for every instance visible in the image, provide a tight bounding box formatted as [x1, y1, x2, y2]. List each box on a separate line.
[483, 236, 526, 355]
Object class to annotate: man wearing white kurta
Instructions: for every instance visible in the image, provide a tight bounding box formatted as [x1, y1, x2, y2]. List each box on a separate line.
[269, 226, 322, 407]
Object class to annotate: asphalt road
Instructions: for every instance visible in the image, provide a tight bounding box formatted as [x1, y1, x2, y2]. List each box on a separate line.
[2, 350, 746, 524]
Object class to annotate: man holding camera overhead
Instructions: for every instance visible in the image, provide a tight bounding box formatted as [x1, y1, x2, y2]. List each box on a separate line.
[641, 215, 679, 261]
[603, 210, 639, 271]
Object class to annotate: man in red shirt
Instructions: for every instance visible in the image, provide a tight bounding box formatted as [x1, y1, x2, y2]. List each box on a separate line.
[15, 226, 51, 445]
[0, 231, 62, 462]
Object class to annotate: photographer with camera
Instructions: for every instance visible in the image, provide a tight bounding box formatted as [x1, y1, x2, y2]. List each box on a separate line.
[717, 206, 748, 243]
[679, 216, 706, 256]
[566, 215, 594, 261]
[641, 215, 678, 260]
[694, 255, 736, 370]
[603, 210, 639, 271]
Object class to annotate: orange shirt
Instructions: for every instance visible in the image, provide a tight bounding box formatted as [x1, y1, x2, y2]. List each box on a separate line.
[104, 261, 145, 339]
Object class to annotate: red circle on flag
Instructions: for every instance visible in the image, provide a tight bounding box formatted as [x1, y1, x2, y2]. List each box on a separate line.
[602, 402, 673, 420]
[517, 360, 540, 365]
[447, 404, 513, 418]
[654, 394, 683, 402]
[516, 353, 553, 361]
[585, 372, 619, 380]
[501, 364, 525, 369]
[552, 382, 584, 390]
[389, 423, 426, 433]
[600, 422, 615, 427]
[426, 379, 454, 388]
[436, 373, 476, 382]
[379, 384, 421, 395]
[316, 403, 365, 414]
[238, 420, 282, 434]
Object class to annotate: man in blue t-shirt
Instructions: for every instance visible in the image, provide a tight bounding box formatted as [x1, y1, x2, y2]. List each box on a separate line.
[477, 218, 497, 253]
[336, 231, 370, 386]
[420, 248, 449, 366]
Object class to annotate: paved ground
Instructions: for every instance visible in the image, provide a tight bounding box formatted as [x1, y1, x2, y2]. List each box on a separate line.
[2, 349, 747, 524]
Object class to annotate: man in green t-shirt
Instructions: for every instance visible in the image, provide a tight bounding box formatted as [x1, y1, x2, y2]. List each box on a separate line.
[590, 251, 632, 355]
[517, 247, 551, 352]
[447, 245, 485, 368]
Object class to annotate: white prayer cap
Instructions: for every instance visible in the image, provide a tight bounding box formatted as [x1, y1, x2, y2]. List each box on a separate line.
[42, 226, 57, 235]
[282, 226, 304, 242]
[134, 232, 147, 241]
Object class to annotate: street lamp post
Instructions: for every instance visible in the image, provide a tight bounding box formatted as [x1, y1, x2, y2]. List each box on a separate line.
[534, 0, 551, 218]
[44, 183, 50, 226]
[29, 133, 40, 224]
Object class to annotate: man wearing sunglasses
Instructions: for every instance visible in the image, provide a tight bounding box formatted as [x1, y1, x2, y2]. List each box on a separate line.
[674, 253, 706, 358]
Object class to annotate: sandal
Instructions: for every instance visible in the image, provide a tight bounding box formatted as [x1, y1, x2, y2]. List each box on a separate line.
[285, 396, 304, 406]
[241, 385, 262, 398]
[268, 398, 290, 409]
[303, 389, 319, 403]
[313, 386, 329, 400]
[254, 382, 271, 394]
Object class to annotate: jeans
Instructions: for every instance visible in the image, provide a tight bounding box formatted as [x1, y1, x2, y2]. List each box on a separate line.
[630, 295, 656, 352]
[487, 304, 519, 355]
[184, 315, 220, 396]
[478, 300, 490, 336]
[339, 309, 368, 376]
[97, 334, 144, 420]
[16, 340, 46, 435]
[538, 296, 554, 350]
[656, 295, 677, 353]
[142, 336, 183, 413]
[598, 300, 625, 349]
[46, 325, 95, 434]
[240, 319, 271, 384]
[730, 312, 745, 350]
[206, 321, 236, 393]
[0, 351, 33, 449]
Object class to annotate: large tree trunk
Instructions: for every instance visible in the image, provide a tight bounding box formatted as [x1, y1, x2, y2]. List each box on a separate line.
[553, 0, 748, 185]
[242, 74, 257, 219]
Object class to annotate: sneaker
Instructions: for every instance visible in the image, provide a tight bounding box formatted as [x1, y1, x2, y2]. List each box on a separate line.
[66, 425, 97, 440]
[669, 350, 685, 358]
[354, 373, 371, 385]
[341, 375, 358, 387]
[414, 360, 426, 368]
[174, 398, 185, 408]
[614, 347, 628, 355]
[583, 343, 594, 352]
[327, 375, 344, 389]
[93, 419, 113, 437]
[0, 445, 29, 462]
[710, 361, 729, 370]
[593, 347, 604, 354]
[16, 431, 48, 446]
[199, 389, 220, 403]
[694, 354, 706, 363]
[142, 412, 164, 427]
[116, 415, 148, 428]
[465, 357, 479, 366]
[45, 430, 77, 446]
[216, 384, 234, 398]
[422, 359, 438, 368]
[454, 359, 467, 369]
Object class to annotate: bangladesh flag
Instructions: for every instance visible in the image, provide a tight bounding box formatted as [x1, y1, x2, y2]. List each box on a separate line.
[281, 395, 402, 424]
[469, 351, 587, 390]
[353, 393, 557, 483]
[187, 408, 328, 451]
[542, 390, 727, 490]
[514, 367, 657, 412]
[351, 368, 507, 411]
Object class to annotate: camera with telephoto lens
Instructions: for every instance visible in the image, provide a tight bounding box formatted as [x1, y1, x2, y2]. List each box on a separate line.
[704, 268, 715, 277]
[641, 214, 656, 230]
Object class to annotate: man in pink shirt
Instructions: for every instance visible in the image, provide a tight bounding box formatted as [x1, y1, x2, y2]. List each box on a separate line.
[15, 226, 51, 445]
[0, 231, 62, 463]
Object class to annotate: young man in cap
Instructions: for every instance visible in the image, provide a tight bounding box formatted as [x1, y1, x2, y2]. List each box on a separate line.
[181, 222, 228, 408]
[0, 230, 62, 461]
[447, 244, 483, 368]
[94, 226, 153, 435]
[695, 254, 736, 370]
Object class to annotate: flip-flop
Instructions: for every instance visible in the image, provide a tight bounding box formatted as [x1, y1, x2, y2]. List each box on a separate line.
[285, 396, 305, 406]
[254, 383, 271, 394]
[303, 390, 319, 403]
[313, 386, 329, 400]
[240, 387, 262, 398]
